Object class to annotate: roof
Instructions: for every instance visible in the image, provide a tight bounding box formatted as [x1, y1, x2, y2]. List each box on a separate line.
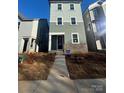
[18, 12, 26, 21]
[88, 0, 105, 10]
[18, 12, 48, 22]
[19, 18, 48, 22]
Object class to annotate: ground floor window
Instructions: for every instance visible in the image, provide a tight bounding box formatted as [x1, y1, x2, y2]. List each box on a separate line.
[71, 33, 80, 44]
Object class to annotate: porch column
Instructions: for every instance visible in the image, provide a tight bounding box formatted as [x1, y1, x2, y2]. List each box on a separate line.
[48, 35, 52, 51]
[36, 44, 39, 52]
[32, 39, 36, 52]
[27, 38, 32, 52]
[19, 38, 24, 53]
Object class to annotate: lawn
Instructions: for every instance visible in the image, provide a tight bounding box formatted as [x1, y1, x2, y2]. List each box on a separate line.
[18, 53, 55, 80]
[65, 52, 106, 79]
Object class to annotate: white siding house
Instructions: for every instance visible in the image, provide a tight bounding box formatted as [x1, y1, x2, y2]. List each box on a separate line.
[18, 19, 39, 53]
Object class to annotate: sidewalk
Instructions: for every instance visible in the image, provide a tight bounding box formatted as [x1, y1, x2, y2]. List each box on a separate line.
[19, 54, 106, 93]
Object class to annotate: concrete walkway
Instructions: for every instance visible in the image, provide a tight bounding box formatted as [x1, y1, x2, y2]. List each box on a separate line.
[42, 54, 77, 93]
[19, 54, 106, 93]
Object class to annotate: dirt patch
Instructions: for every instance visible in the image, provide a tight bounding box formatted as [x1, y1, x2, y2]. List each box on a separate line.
[65, 52, 106, 79]
[18, 53, 55, 80]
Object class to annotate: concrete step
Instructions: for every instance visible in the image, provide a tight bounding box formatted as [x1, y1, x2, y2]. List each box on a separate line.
[56, 51, 64, 55]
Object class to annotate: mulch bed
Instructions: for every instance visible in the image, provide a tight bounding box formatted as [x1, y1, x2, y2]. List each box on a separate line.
[65, 52, 106, 79]
[18, 53, 55, 80]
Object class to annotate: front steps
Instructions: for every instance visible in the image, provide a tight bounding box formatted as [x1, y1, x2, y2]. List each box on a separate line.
[49, 50, 64, 55]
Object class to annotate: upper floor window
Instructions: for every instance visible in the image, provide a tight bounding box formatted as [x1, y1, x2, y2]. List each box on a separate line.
[57, 18, 62, 25]
[71, 18, 76, 25]
[58, 4, 62, 10]
[93, 8, 99, 18]
[70, 4, 74, 10]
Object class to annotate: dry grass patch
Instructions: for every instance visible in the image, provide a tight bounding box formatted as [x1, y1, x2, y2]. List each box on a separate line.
[18, 53, 55, 80]
[65, 52, 106, 79]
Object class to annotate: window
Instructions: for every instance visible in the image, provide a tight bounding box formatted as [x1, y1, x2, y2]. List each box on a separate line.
[57, 18, 62, 25]
[58, 4, 62, 10]
[72, 33, 79, 44]
[70, 4, 74, 10]
[71, 18, 76, 25]
[93, 8, 99, 18]
[96, 40, 102, 50]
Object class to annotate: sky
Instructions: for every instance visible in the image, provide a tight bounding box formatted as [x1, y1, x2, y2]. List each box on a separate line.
[18, 0, 97, 20]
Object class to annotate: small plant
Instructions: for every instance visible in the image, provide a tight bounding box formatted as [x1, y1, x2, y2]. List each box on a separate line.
[18, 54, 28, 63]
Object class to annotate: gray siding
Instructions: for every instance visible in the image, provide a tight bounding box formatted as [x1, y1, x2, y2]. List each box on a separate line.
[50, 22, 88, 53]
[50, 22, 86, 43]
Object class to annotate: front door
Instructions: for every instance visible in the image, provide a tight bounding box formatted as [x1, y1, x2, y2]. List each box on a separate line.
[51, 35, 57, 50]
[58, 35, 63, 50]
[51, 35, 64, 50]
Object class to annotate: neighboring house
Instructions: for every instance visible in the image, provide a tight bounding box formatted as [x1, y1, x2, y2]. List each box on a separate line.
[18, 13, 25, 22]
[18, 18, 49, 53]
[83, 0, 106, 51]
[48, 0, 88, 53]
[18, 13, 25, 29]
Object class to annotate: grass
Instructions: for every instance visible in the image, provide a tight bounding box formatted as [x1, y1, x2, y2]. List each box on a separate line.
[65, 52, 106, 79]
[18, 53, 55, 80]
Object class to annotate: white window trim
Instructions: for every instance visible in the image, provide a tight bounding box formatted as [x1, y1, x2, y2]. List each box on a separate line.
[70, 17, 77, 25]
[58, 3, 62, 11]
[71, 33, 80, 44]
[49, 32, 65, 35]
[56, 17, 64, 25]
[49, 32, 65, 51]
